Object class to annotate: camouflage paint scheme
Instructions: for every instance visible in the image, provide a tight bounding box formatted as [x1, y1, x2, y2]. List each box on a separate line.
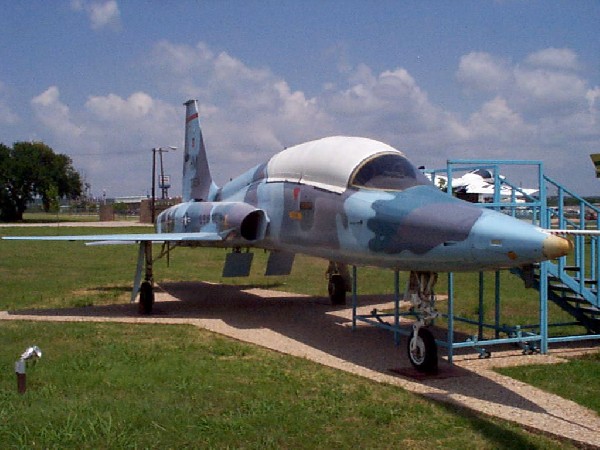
[152, 100, 567, 273]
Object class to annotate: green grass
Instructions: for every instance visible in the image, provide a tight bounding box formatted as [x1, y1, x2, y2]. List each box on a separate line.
[496, 352, 600, 415]
[1, 321, 572, 449]
[0, 227, 151, 310]
[19, 212, 101, 223]
[0, 225, 597, 447]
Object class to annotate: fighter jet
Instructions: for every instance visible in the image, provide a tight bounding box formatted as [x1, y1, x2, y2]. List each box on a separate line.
[426, 169, 539, 203]
[4, 100, 572, 373]
[452, 169, 539, 202]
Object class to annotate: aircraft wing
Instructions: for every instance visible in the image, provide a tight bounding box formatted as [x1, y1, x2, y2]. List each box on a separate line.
[464, 183, 494, 194]
[2, 232, 223, 243]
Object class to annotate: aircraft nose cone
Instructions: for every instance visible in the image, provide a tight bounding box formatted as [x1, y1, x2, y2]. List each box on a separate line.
[542, 234, 573, 259]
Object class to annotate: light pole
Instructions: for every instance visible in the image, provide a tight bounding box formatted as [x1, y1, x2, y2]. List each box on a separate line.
[151, 146, 177, 223]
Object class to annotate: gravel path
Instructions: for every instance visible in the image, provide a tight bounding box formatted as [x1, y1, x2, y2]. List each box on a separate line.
[2, 281, 599, 448]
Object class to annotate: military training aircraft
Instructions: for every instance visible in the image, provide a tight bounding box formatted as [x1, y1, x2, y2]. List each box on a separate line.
[426, 169, 539, 203]
[4, 99, 573, 373]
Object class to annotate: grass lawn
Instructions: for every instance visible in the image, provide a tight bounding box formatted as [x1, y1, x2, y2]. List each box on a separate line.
[0, 225, 597, 447]
[20, 212, 100, 223]
[1, 321, 573, 449]
[496, 352, 600, 415]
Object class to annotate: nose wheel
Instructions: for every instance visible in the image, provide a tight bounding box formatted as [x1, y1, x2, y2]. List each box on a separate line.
[406, 271, 440, 373]
[407, 327, 438, 373]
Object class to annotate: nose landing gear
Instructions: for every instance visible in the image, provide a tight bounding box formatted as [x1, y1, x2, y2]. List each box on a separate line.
[406, 271, 440, 373]
[407, 327, 438, 373]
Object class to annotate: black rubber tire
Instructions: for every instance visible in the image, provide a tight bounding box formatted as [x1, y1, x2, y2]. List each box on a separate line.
[328, 274, 346, 305]
[138, 281, 154, 315]
[407, 328, 438, 373]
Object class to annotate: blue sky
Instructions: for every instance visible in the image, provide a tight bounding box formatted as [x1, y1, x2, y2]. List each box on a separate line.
[0, 1, 599, 197]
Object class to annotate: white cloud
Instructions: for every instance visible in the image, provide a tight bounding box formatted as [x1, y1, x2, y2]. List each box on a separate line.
[456, 52, 511, 92]
[525, 48, 580, 71]
[31, 86, 84, 138]
[83, 91, 180, 148]
[71, 0, 121, 31]
[30, 87, 182, 196]
[148, 40, 335, 165]
[86, 92, 154, 120]
[322, 65, 469, 150]
[468, 96, 532, 140]
[515, 68, 587, 106]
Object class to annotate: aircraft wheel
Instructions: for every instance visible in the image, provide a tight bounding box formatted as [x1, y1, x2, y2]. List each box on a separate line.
[407, 328, 438, 373]
[328, 274, 346, 305]
[138, 281, 154, 315]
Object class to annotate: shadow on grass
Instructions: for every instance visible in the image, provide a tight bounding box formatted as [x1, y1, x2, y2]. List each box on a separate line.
[8, 280, 552, 418]
[82, 285, 133, 293]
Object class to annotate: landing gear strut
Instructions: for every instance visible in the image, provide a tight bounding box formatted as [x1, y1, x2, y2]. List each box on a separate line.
[406, 271, 439, 373]
[326, 262, 351, 305]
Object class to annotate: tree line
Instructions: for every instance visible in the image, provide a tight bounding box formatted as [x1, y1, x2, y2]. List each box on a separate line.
[0, 141, 82, 222]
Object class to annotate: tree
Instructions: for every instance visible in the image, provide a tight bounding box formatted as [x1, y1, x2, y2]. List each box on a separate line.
[0, 141, 82, 221]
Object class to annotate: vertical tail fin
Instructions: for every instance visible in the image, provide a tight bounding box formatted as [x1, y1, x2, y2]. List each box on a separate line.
[183, 99, 215, 202]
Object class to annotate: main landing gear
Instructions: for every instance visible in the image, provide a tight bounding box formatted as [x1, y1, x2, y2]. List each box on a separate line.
[406, 271, 439, 373]
[327, 262, 352, 305]
[139, 280, 154, 315]
[134, 241, 155, 315]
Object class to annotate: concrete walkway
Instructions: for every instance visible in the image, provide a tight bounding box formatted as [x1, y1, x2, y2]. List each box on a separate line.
[2, 282, 599, 448]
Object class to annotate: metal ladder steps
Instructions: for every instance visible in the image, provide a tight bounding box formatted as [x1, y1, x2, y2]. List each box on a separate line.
[547, 282, 597, 296]
[571, 277, 599, 286]
[548, 286, 599, 302]
[531, 264, 581, 272]
[546, 281, 583, 293]
[551, 294, 592, 305]
[578, 305, 600, 316]
[546, 276, 597, 291]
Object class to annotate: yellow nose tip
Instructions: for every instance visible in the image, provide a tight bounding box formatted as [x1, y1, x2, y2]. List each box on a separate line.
[543, 234, 573, 259]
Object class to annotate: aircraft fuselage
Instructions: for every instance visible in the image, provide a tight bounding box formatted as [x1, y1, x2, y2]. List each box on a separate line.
[157, 161, 568, 273]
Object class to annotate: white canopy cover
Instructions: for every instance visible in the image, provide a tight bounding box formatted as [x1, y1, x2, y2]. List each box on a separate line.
[266, 136, 404, 193]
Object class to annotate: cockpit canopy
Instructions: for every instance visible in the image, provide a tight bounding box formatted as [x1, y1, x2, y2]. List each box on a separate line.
[472, 169, 493, 180]
[266, 136, 431, 193]
[349, 153, 431, 191]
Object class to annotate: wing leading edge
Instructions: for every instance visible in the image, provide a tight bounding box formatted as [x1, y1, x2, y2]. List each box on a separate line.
[2, 232, 223, 243]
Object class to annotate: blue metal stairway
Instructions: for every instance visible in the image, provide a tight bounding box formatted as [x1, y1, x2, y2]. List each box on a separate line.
[514, 175, 600, 335]
[443, 160, 600, 339]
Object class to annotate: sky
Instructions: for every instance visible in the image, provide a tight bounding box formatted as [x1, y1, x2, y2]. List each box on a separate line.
[0, 0, 599, 198]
